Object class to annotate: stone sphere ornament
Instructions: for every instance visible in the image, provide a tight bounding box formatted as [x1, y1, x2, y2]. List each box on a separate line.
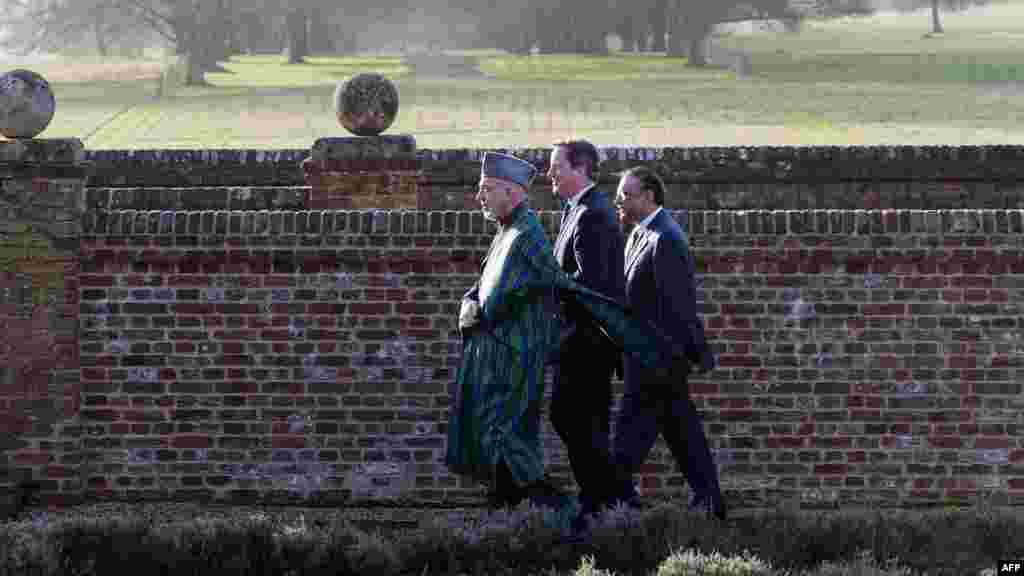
[0, 69, 56, 139]
[334, 73, 398, 136]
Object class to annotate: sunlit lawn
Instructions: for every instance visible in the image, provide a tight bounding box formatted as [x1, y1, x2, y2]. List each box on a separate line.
[2, 2, 1023, 148]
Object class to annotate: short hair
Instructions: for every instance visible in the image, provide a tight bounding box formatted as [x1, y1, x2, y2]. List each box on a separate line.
[552, 140, 600, 181]
[620, 165, 666, 206]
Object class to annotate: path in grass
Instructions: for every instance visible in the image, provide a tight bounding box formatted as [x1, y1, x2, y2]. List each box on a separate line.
[5, 2, 1022, 148]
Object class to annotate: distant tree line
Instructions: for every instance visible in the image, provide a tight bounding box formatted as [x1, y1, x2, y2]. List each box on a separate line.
[0, 0, 987, 84]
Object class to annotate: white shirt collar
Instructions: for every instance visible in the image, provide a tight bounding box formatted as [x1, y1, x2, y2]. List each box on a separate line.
[637, 205, 663, 229]
[566, 182, 595, 209]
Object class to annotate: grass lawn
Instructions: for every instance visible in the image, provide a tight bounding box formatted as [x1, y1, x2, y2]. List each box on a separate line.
[2, 2, 1023, 149]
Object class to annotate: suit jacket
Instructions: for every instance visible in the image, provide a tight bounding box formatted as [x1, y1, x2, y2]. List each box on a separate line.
[624, 208, 715, 389]
[553, 185, 625, 355]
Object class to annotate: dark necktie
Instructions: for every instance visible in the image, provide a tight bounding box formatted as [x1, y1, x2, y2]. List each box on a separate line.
[560, 201, 571, 227]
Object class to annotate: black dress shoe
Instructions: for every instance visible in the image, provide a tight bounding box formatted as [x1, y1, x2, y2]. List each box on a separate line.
[563, 509, 594, 544]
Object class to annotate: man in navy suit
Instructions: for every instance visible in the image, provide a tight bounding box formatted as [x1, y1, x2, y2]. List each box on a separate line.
[546, 140, 626, 524]
[609, 165, 726, 521]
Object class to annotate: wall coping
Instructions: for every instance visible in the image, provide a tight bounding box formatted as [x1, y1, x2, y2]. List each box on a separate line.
[80, 208, 1024, 237]
[75, 146, 1024, 188]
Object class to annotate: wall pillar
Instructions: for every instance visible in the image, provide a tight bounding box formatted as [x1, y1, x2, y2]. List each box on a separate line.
[0, 139, 87, 513]
[301, 135, 424, 210]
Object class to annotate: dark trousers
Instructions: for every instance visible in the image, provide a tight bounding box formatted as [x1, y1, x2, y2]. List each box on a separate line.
[610, 366, 722, 505]
[550, 335, 616, 510]
[490, 458, 529, 510]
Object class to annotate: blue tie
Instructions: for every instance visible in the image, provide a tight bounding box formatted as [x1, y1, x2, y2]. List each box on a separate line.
[561, 201, 571, 227]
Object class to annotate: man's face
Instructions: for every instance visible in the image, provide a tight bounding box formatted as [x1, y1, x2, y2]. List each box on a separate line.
[476, 177, 512, 221]
[615, 174, 646, 226]
[546, 146, 586, 201]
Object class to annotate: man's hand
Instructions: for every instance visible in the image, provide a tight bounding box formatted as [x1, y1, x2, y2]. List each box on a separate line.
[459, 300, 480, 330]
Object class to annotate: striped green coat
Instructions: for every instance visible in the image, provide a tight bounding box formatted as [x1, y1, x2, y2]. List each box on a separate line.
[445, 202, 681, 489]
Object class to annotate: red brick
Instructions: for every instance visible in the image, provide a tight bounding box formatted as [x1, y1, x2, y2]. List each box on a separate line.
[1008, 478, 1024, 491]
[46, 466, 74, 478]
[14, 451, 53, 465]
[815, 464, 847, 476]
[271, 436, 307, 449]
[722, 330, 759, 341]
[717, 355, 761, 368]
[928, 436, 962, 449]
[82, 368, 107, 381]
[975, 437, 1010, 449]
[640, 475, 662, 491]
[690, 382, 719, 395]
[765, 437, 805, 449]
[941, 290, 962, 302]
[876, 355, 900, 369]
[222, 343, 244, 354]
[959, 423, 979, 435]
[847, 451, 866, 463]
[171, 435, 212, 449]
[943, 490, 977, 500]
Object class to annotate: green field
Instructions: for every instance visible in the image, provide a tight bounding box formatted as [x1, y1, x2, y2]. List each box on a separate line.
[3, 2, 1024, 149]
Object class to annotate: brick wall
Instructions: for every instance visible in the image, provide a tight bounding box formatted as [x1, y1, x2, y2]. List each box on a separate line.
[4, 143, 1024, 512]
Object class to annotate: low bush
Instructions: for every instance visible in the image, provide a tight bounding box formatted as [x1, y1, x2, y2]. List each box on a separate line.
[1, 503, 1019, 575]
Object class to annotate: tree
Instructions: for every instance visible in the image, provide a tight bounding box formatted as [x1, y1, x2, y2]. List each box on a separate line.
[930, 0, 944, 33]
[0, 0, 145, 57]
[284, 5, 309, 63]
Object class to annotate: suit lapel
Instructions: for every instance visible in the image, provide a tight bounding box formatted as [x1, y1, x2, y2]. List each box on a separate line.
[555, 186, 600, 259]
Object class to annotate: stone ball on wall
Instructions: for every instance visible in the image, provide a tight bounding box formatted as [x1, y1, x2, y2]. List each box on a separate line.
[334, 73, 398, 136]
[0, 69, 56, 139]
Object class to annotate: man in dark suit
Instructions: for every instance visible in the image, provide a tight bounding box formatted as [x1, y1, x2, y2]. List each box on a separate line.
[545, 140, 626, 524]
[609, 165, 727, 521]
